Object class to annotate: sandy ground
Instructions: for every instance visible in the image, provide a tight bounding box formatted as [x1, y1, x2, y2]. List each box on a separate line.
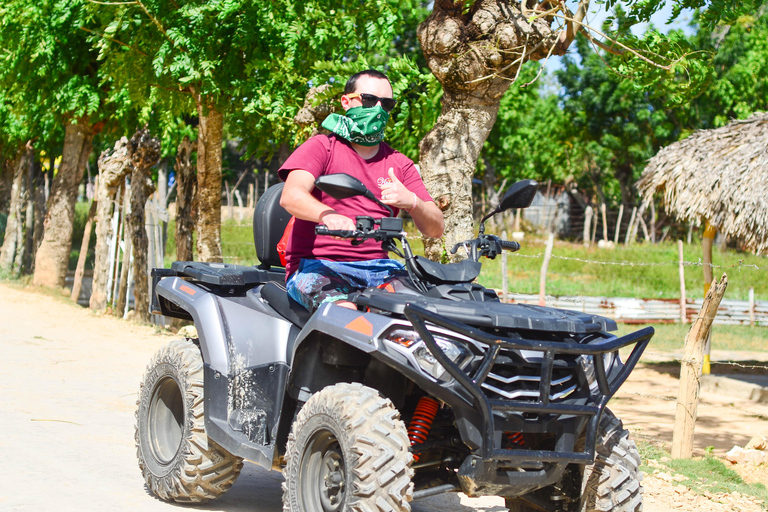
[1, 283, 766, 512]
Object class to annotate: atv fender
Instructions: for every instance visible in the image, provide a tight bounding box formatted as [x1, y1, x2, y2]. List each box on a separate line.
[155, 277, 298, 373]
[154, 276, 301, 469]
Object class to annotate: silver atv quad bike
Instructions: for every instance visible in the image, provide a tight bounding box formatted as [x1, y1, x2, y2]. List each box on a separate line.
[136, 175, 652, 511]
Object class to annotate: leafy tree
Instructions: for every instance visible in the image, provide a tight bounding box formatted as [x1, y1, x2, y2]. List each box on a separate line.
[91, 0, 409, 262]
[688, 10, 768, 127]
[556, 34, 683, 205]
[0, 0, 110, 286]
[482, 63, 574, 186]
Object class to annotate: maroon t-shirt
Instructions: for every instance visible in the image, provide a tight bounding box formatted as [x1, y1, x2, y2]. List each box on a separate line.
[278, 134, 433, 276]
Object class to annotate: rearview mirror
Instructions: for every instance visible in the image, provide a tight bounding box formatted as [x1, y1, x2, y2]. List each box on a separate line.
[498, 179, 538, 212]
[315, 173, 394, 217]
[315, 173, 372, 200]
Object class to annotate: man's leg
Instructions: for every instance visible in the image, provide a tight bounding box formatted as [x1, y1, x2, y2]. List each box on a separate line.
[286, 260, 360, 312]
[286, 259, 407, 313]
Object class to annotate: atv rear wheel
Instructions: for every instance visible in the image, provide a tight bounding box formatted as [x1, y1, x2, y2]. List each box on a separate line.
[282, 382, 413, 511]
[135, 338, 243, 502]
[505, 408, 642, 512]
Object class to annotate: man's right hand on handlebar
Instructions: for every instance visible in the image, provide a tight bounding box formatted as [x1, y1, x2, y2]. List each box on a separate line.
[319, 211, 355, 233]
[318, 211, 356, 240]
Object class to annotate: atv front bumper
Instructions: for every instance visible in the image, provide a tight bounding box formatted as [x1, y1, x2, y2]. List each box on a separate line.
[402, 304, 653, 497]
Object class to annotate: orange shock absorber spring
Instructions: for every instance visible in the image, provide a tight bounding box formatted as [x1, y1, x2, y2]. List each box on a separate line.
[505, 431, 525, 447]
[408, 397, 440, 462]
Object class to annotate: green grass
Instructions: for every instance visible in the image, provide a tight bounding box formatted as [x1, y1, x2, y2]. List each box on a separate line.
[616, 323, 768, 353]
[477, 237, 768, 301]
[163, 218, 258, 267]
[637, 439, 768, 508]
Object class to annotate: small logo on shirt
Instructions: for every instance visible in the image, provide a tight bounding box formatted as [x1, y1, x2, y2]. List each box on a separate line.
[377, 177, 392, 188]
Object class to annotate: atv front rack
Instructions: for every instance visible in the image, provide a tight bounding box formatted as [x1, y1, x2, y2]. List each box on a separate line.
[403, 304, 653, 464]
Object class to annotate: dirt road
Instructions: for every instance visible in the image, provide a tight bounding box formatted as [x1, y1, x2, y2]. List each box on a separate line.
[1, 283, 765, 511]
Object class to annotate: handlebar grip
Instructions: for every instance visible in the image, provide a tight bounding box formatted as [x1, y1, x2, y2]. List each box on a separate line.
[500, 240, 520, 252]
[315, 226, 356, 238]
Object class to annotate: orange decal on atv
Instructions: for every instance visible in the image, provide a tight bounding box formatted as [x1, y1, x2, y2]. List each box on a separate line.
[377, 282, 396, 293]
[179, 284, 197, 296]
[344, 316, 373, 336]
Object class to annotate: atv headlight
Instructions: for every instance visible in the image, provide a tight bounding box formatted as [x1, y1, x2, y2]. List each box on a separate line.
[385, 329, 472, 382]
[579, 351, 619, 393]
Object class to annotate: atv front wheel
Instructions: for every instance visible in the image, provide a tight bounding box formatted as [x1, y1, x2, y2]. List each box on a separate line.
[135, 338, 243, 502]
[282, 382, 413, 511]
[505, 408, 642, 512]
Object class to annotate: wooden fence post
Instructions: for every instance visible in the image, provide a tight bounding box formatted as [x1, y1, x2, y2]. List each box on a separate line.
[539, 232, 555, 306]
[671, 273, 728, 459]
[614, 204, 624, 245]
[625, 206, 637, 245]
[501, 230, 508, 303]
[583, 206, 592, 248]
[71, 194, 97, 303]
[678, 240, 686, 324]
[749, 287, 755, 327]
[601, 203, 608, 242]
[702, 222, 717, 374]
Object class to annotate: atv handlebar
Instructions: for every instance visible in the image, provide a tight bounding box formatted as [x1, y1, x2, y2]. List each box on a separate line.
[499, 240, 520, 252]
[449, 235, 520, 261]
[314, 226, 359, 238]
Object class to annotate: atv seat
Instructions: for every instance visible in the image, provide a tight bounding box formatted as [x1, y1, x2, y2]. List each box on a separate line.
[259, 281, 311, 328]
[253, 182, 292, 270]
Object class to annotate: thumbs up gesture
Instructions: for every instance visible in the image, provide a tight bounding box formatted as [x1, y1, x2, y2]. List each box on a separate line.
[380, 168, 418, 211]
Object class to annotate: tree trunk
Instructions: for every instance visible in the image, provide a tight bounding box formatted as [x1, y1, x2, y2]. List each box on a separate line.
[33, 121, 93, 287]
[175, 136, 197, 262]
[417, 0, 582, 260]
[127, 129, 161, 323]
[90, 137, 132, 310]
[32, 165, 46, 269]
[195, 98, 223, 262]
[0, 148, 30, 274]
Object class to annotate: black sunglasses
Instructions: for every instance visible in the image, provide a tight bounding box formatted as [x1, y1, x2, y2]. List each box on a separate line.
[346, 92, 397, 112]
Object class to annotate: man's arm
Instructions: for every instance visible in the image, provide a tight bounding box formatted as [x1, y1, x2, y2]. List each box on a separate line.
[279, 169, 356, 231]
[380, 169, 444, 238]
[408, 197, 444, 239]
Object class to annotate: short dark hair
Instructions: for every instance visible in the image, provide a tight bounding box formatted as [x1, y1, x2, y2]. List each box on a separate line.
[344, 69, 390, 94]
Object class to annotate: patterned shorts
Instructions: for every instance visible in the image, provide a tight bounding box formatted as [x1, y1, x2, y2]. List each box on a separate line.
[286, 259, 406, 312]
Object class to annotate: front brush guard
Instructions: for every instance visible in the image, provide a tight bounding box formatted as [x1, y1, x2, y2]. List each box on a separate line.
[403, 304, 653, 465]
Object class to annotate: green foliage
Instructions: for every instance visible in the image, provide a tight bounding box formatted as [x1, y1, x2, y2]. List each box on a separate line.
[482, 63, 574, 184]
[688, 12, 768, 128]
[606, 0, 765, 29]
[91, 0, 431, 160]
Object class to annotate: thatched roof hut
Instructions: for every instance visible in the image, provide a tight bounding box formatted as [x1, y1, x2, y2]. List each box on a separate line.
[638, 112, 768, 253]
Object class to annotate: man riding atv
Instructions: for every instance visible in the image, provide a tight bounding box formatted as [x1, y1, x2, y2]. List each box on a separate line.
[279, 69, 444, 312]
[137, 69, 650, 512]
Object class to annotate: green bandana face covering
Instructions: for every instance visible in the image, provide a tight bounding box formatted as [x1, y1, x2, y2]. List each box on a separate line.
[321, 106, 390, 146]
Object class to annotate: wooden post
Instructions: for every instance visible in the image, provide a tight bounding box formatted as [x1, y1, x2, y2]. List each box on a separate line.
[248, 183, 255, 209]
[625, 206, 637, 245]
[702, 222, 717, 374]
[639, 216, 650, 242]
[749, 287, 755, 327]
[678, 240, 686, 324]
[583, 206, 593, 248]
[539, 232, 555, 307]
[591, 206, 599, 244]
[71, 196, 98, 303]
[614, 204, 624, 245]
[671, 273, 728, 459]
[501, 230, 508, 303]
[601, 203, 608, 242]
